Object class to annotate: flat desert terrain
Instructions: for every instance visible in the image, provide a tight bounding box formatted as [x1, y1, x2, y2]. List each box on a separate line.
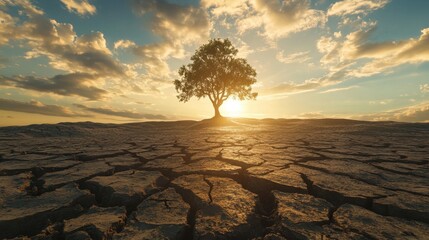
[0, 119, 428, 239]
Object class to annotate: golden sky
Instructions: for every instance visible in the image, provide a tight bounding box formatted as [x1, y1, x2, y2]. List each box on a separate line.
[1, 0, 429, 126]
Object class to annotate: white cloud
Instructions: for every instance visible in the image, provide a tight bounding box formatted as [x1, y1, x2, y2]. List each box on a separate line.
[0, 1, 151, 99]
[369, 99, 392, 105]
[251, 0, 327, 39]
[317, 35, 342, 65]
[260, 63, 351, 97]
[60, 0, 96, 16]
[328, 0, 389, 16]
[276, 51, 311, 64]
[203, 0, 326, 40]
[319, 85, 359, 94]
[0, 0, 44, 45]
[357, 102, 429, 122]
[202, 0, 248, 16]
[0, 0, 44, 16]
[396, 102, 429, 122]
[231, 37, 254, 58]
[316, 24, 429, 84]
[113, 0, 214, 91]
[334, 31, 342, 38]
[0, 9, 17, 45]
[132, 0, 211, 46]
[5, 6, 125, 77]
[295, 102, 429, 122]
[420, 84, 429, 93]
[260, 79, 323, 96]
[114, 40, 178, 83]
[114, 40, 136, 49]
[350, 28, 429, 77]
[236, 13, 264, 34]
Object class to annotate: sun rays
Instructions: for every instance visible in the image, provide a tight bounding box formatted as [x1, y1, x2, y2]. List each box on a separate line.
[222, 99, 243, 117]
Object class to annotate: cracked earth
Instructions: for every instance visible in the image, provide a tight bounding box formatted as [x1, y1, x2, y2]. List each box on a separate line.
[0, 119, 428, 239]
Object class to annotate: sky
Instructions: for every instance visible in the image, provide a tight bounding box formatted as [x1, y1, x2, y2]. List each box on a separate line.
[0, 0, 429, 126]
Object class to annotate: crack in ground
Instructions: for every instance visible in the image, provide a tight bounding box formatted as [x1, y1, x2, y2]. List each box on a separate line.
[203, 176, 214, 204]
[295, 162, 429, 197]
[170, 184, 198, 240]
[2, 122, 429, 239]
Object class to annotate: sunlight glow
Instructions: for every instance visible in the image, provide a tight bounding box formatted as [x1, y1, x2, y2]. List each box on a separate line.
[222, 99, 242, 117]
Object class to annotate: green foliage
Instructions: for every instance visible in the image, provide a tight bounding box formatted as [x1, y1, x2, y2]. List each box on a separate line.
[174, 38, 257, 116]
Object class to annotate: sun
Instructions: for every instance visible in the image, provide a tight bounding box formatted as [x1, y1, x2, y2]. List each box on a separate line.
[222, 99, 242, 117]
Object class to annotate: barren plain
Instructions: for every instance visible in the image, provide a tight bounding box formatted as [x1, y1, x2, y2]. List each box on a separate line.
[0, 119, 428, 239]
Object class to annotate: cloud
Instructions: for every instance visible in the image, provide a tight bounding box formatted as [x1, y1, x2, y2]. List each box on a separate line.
[60, 0, 96, 16]
[22, 16, 125, 77]
[202, 0, 326, 40]
[357, 102, 429, 122]
[0, 74, 107, 100]
[0, 0, 44, 16]
[276, 51, 311, 64]
[0, 8, 17, 45]
[236, 13, 264, 34]
[317, 35, 343, 65]
[114, 40, 136, 49]
[261, 80, 322, 96]
[132, 0, 210, 45]
[314, 24, 429, 91]
[295, 102, 429, 122]
[369, 99, 392, 105]
[202, 0, 248, 16]
[115, 40, 176, 85]
[261, 65, 350, 96]
[298, 112, 325, 119]
[327, 0, 389, 16]
[0, 98, 89, 117]
[0, 1, 150, 98]
[334, 31, 342, 38]
[319, 85, 359, 94]
[115, 0, 212, 89]
[74, 104, 167, 120]
[219, 37, 255, 58]
[291, 24, 429, 98]
[133, 101, 154, 106]
[232, 0, 326, 39]
[254, 0, 326, 39]
[0, 0, 44, 46]
[340, 23, 409, 60]
[395, 102, 429, 122]
[420, 84, 429, 93]
[2, 2, 126, 77]
[349, 27, 429, 77]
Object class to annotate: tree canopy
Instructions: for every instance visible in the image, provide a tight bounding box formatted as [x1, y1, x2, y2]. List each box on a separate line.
[174, 38, 258, 118]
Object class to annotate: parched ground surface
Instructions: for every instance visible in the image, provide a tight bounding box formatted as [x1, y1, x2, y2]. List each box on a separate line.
[0, 119, 428, 240]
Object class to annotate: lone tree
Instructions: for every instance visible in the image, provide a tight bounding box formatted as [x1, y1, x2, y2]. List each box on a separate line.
[174, 38, 258, 119]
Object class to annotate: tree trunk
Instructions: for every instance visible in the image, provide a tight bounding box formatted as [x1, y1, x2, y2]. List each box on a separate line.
[213, 104, 222, 119]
